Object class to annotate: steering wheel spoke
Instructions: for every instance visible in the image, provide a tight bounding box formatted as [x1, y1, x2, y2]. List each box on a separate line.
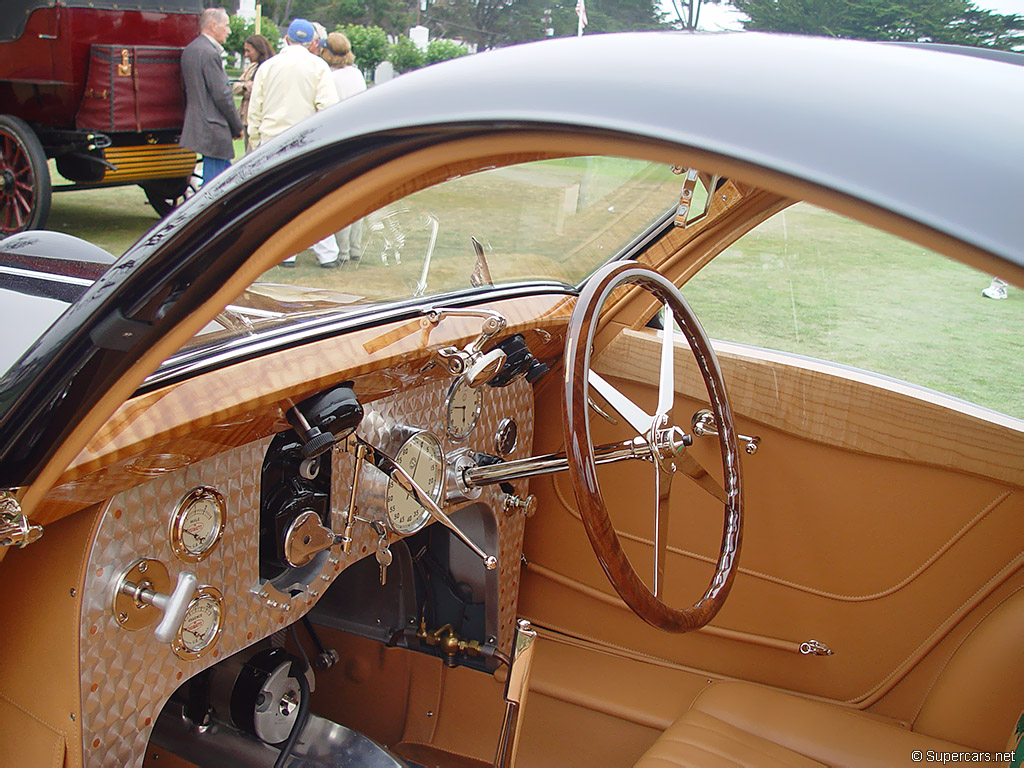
[588, 370, 654, 437]
[653, 463, 673, 598]
[656, 304, 675, 422]
[564, 261, 743, 633]
[676, 451, 727, 504]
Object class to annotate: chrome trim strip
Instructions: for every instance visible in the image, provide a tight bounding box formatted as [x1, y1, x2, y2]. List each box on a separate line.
[141, 283, 576, 392]
[0, 265, 95, 287]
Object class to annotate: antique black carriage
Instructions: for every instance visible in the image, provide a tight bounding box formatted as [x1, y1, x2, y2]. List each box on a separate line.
[0, 0, 203, 235]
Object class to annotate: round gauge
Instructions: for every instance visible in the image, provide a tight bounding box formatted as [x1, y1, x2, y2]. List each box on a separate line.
[445, 376, 483, 441]
[386, 430, 445, 535]
[495, 417, 519, 457]
[169, 487, 226, 562]
[173, 586, 223, 661]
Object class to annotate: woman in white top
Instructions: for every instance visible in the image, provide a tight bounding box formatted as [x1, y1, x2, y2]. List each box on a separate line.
[321, 32, 368, 261]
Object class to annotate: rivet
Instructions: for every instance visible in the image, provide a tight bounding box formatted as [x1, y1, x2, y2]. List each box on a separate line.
[70, 713, 76, 721]
[138, 561, 148, 574]
[70, 588, 77, 597]
[426, 711, 434, 718]
[117, 612, 129, 624]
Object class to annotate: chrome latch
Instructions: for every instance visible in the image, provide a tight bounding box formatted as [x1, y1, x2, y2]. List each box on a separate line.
[425, 308, 508, 387]
[799, 639, 833, 656]
[0, 493, 43, 548]
[691, 409, 761, 455]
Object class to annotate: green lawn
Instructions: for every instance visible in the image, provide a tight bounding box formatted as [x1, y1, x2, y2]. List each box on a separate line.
[683, 204, 1023, 419]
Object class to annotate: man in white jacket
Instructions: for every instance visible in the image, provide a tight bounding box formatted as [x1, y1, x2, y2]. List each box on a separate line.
[248, 18, 341, 268]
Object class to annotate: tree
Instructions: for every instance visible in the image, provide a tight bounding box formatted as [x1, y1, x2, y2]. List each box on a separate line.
[425, 38, 471, 64]
[732, 0, 1024, 50]
[665, 0, 722, 30]
[426, 0, 668, 50]
[261, 0, 413, 37]
[227, 16, 281, 56]
[389, 35, 426, 72]
[339, 24, 390, 76]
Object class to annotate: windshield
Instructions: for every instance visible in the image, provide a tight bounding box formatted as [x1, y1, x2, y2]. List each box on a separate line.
[174, 156, 684, 357]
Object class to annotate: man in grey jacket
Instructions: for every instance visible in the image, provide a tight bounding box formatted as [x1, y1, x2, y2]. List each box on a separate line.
[180, 7, 242, 186]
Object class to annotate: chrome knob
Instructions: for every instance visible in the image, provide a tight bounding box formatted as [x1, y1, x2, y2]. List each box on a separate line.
[503, 493, 537, 518]
[113, 559, 198, 643]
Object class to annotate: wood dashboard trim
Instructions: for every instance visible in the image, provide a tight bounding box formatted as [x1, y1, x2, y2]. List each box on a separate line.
[37, 294, 573, 525]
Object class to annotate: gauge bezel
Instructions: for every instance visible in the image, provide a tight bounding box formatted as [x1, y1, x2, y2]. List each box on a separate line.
[445, 376, 483, 441]
[172, 585, 224, 661]
[169, 486, 226, 563]
[495, 417, 519, 456]
[385, 430, 445, 535]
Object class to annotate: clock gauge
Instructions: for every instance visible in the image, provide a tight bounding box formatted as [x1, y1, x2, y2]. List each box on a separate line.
[385, 430, 445, 535]
[172, 586, 224, 661]
[169, 487, 226, 563]
[445, 376, 483, 441]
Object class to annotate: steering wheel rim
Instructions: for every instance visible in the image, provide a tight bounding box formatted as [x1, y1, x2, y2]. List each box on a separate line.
[562, 260, 743, 632]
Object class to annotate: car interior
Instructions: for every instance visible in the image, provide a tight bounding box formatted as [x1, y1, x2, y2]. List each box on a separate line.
[0, 130, 1021, 768]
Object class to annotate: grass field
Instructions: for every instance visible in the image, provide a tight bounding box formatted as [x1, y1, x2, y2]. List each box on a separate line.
[44, 159, 1022, 420]
[683, 204, 1023, 419]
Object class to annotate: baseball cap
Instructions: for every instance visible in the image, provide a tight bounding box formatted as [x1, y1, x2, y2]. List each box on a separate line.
[287, 18, 315, 43]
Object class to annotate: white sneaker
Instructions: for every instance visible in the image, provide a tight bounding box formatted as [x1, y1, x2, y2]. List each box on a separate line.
[982, 278, 1008, 300]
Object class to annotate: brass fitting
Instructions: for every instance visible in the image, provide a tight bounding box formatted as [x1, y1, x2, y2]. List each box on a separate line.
[416, 621, 484, 667]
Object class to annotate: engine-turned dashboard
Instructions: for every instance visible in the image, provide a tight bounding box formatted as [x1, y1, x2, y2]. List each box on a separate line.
[77, 360, 538, 767]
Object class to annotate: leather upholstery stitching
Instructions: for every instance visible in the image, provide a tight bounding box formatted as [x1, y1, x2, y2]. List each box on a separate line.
[534, 620, 724, 678]
[659, 725, 751, 766]
[648, 704, 826, 766]
[550, 472, 1013, 602]
[843, 556, 1023, 705]
[906, 584, 1024, 725]
[0, 689, 68, 763]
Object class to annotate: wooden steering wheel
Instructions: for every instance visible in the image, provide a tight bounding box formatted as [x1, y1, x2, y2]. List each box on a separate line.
[562, 261, 744, 632]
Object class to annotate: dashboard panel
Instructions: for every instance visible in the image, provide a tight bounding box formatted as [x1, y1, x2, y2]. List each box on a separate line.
[76, 374, 535, 768]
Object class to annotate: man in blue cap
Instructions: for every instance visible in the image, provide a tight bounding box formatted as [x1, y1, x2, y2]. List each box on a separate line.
[248, 18, 341, 267]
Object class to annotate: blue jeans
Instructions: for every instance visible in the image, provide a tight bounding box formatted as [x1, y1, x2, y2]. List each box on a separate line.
[201, 156, 232, 186]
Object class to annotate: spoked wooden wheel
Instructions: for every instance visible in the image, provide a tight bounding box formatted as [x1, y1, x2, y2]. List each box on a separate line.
[562, 260, 743, 632]
[0, 115, 51, 236]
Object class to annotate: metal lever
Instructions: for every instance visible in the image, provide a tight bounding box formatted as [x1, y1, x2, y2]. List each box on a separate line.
[114, 559, 198, 643]
[691, 409, 761, 454]
[425, 307, 508, 385]
[356, 436, 498, 570]
[494, 619, 538, 768]
[283, 510, 343, 568]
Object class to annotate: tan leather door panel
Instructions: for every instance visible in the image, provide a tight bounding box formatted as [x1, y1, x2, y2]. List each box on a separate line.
[519, 327, 1023, 721]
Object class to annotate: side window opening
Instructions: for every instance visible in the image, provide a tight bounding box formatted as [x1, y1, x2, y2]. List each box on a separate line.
[680, 203, 1023, 420]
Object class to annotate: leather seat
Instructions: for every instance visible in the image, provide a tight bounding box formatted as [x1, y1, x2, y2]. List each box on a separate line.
[634, 681, 980, 767]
